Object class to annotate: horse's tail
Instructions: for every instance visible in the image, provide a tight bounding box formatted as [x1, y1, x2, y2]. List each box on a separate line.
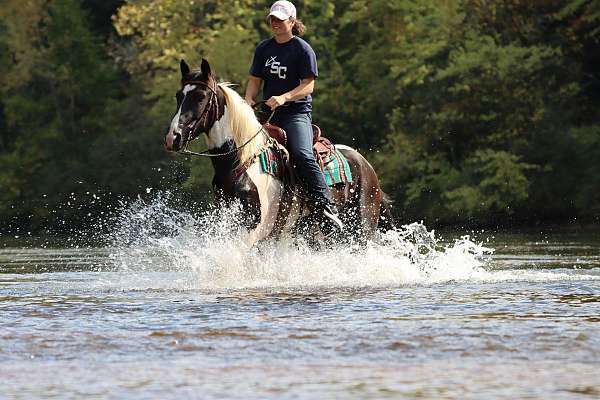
[378, 192, 395, 232]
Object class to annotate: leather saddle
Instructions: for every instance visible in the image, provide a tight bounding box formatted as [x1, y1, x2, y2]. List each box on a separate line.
[263, 123, 333, 155]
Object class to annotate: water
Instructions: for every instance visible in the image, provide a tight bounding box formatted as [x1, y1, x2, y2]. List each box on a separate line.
[1, 200, 599, 399]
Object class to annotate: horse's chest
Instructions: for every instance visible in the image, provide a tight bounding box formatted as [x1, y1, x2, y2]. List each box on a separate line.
[213, 171, 261, 229]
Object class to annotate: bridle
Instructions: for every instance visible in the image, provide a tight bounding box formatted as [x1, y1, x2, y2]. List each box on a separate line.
[179, 78, 220, 146]
[175, 82, 275, 158]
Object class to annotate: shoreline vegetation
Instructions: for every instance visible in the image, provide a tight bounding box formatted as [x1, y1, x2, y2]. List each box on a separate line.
[1, 0, 598, 234]
[1, 223, 598, 251]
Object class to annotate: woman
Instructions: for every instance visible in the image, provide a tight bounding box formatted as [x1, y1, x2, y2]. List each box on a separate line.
[244, 0, 343, 234]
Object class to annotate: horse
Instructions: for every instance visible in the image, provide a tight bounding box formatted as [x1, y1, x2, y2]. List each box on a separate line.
[165, 59, 393, 246]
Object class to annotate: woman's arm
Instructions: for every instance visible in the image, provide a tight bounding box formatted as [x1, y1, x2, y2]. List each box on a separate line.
[266, 76, 315, 110]
[245, 76, 263, 106]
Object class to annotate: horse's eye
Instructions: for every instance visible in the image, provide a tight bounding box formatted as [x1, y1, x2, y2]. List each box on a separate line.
[194, 90, 208, 101]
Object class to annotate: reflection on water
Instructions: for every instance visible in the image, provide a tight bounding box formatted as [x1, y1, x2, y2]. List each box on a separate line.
[1, 200, 599, 399]
[0, 248, 113, 274]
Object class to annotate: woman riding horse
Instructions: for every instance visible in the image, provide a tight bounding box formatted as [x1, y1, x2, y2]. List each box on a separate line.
[244, 0, 343, 234]
[164, 57, 393, 246]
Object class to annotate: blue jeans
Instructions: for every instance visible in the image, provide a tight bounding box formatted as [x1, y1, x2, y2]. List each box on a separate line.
[271, 112, 332, 205]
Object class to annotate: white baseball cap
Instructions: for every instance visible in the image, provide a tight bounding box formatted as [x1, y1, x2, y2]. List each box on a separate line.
[267, 1, 296, 21]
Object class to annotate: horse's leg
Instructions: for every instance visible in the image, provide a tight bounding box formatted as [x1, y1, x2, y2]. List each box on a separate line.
[378, 192, 395, 232]
[337, 147, 382, 241]
[349, 171, 381, 241]
[242, 163, 283, 247]
[359, 184, 382, 239]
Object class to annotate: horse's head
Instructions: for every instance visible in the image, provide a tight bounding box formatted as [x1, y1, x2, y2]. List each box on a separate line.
[165, 59, 220, 152]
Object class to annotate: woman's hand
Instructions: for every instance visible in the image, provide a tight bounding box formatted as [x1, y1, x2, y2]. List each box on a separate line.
[266, 94, 288, 110]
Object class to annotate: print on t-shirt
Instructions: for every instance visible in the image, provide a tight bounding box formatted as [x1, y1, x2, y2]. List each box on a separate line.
[265, 56, 287, 79]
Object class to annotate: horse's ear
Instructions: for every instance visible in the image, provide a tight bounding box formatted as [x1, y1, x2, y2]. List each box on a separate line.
[180, 59, 190, 77]
[200, 58, 212, 78]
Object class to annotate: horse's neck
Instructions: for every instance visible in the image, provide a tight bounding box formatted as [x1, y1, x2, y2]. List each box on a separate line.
[206, 106, 234, 150]
[206, 106, 265, 172]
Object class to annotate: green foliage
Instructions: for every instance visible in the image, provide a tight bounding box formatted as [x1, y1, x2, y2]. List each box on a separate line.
[375, 0, 599, 225]
[0, 0, 174, 231]
[565, 125, 600, 216]
[558, 0, 600, 39]
[446, 150, 536, 215]
[1, 0, 599, 232]
[112, 0, 261, 99]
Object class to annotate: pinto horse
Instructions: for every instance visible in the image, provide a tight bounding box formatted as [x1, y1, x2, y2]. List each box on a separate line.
[165, 59, 393, 246]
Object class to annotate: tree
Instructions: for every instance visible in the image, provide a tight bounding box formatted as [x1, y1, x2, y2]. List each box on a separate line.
[0, 0, 174, 232]
[375, 0, 599, 225]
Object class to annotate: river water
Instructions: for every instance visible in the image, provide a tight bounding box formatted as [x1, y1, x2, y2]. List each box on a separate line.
[1, 201, 599, 399]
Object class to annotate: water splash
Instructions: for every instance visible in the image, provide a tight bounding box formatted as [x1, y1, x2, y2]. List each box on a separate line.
[106, 194, 500, 289]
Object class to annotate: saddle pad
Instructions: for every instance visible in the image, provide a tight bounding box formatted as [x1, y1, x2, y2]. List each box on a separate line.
[320, 149, 353, 187]
[258, 145, 285, 179]
[259, 145, 352, 187]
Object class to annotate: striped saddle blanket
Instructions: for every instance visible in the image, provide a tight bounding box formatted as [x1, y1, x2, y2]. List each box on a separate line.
[258, 138, 353, 187]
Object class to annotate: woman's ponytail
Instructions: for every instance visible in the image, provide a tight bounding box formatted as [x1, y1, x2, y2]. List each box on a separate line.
[292, 18, 306, 36]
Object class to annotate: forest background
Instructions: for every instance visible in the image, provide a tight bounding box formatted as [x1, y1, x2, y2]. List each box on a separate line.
[1, 0, 599, 234]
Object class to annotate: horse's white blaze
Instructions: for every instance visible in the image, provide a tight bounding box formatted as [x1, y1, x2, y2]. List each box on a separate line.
[244, 162, 283, 245]
[182, 84, 197, 94]
[168, 84, 197, 136]
[206, 105, 231, 149]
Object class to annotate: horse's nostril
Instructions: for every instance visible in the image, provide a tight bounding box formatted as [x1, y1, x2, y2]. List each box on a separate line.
[165, 132, 176, 151]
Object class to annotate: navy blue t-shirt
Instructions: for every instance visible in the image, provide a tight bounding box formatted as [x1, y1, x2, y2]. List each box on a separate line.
[249, 36, 318, 114]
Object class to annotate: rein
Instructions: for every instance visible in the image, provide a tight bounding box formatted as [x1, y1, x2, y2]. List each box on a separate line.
[178, 99, 275, 159]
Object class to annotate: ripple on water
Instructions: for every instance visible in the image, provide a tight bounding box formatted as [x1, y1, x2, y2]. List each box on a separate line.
[1, 197, 599, 399]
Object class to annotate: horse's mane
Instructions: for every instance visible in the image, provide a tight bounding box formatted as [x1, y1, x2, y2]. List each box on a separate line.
[218, 83, 264, 165]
